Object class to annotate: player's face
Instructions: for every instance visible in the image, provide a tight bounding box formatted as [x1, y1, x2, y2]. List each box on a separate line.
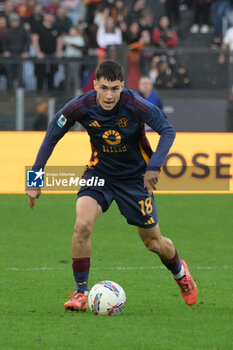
[94, 78, 124, 110]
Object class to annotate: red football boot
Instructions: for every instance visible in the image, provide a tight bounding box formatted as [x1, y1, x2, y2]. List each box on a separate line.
[64, 291, 88, 311]
[176, 260, 198, 306]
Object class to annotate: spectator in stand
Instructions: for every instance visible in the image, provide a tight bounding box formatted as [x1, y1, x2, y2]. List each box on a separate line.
[31, 9, 63, 91]
[138, 76, 163, 131]
[24, 3, 43, 33]
[15, 0, 34, 19]
[219, 23, 233, 63]
[111, 0, 127, 25]
[76, 20, 88, 49]
[63, 25, 85, 92]
[139, 29, 154, 49]
[127, 0, 146, 24]
[125, 21, 141, 44]
[174, 62, 191, 88]
[84, 0, 103, 24]
[153, 15, 178, 48]
[44, 0, 59, 15]
[155, 60, 176, 88]
[125, 21, 143, 90]
[93, 4, 110, 28]
[190, 0, 212, 34]
[138, 76, 163, 109]
[0, 15, 7, 52]
[4, 0, 15, 21]
[211, 0, 230, 47]
[63, 25, 85, 57]
[137, 29, 155, 74]
[96, 15, 122, 50]
[85, 21, 99, 52]
[55, 6, 73, 35]
[222, 2, 233, 37]
[139, 7, 155, 32]
[2, 13, 30, 90]
[28, 0, 36, 12]
[148, 55, 161, 86]
[62, 0, 86, 25]
[119, 20, 128, 43]
[0, 16, 7, 80]
[160, 0, 180, 28]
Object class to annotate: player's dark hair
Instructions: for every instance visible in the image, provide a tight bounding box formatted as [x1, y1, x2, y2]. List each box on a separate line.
[95, 60, 124, 82]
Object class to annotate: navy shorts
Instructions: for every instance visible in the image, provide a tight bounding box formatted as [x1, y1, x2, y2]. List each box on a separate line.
[77, 168, 158, 228]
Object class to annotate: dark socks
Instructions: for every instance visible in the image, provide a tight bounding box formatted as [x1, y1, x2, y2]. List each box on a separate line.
[160, 250, 185, 279]
[72, 257, 90, 294]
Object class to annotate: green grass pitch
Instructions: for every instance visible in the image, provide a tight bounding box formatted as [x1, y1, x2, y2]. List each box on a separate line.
[0, 194, 233, 350]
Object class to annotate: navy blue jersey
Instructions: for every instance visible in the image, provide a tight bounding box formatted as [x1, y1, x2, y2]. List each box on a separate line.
[33, 88, 175, 178]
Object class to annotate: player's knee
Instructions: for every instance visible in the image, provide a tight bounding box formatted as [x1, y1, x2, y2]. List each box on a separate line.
[74, 218, 93, 240]
[143, 237, 163, 255]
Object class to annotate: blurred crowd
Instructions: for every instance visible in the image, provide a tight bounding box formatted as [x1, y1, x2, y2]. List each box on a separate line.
[0, 0, 233, 91]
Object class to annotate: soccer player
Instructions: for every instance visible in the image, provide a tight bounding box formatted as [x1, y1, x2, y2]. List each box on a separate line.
[26, 60, 198, 311]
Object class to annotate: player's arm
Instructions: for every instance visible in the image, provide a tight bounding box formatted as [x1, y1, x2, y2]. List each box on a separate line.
[26, 110, 77, 208]
[140, 104, 176, 194]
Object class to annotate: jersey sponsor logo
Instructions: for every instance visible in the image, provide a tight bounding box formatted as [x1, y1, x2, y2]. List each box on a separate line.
[118, 117, 129, 128]
[89, 120, 101, 127]
[102, 130, 121, 145]
[102, 145, 127, 153]
[57, 114, 67, 128]
[26, 168, 44, 188]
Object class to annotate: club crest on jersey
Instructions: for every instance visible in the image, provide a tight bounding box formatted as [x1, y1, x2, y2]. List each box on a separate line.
[57, 114, 67, 128]
[118, 117, 129, 128]
[102, 130, 121, 145]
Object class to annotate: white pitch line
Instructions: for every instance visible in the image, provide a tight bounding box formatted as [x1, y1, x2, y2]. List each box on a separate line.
[3, 265, 232, 272]
[4, 267, 64, 271]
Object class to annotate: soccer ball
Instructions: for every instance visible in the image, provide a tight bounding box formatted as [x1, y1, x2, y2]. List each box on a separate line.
[88, 281, 126, 316]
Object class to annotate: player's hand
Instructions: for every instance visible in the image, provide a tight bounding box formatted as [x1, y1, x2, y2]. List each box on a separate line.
[144, 170, 159, 195]
[25, 188, 41, 209]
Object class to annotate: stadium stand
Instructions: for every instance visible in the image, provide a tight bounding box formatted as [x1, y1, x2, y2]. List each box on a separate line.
[0, 0, 232, 131]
